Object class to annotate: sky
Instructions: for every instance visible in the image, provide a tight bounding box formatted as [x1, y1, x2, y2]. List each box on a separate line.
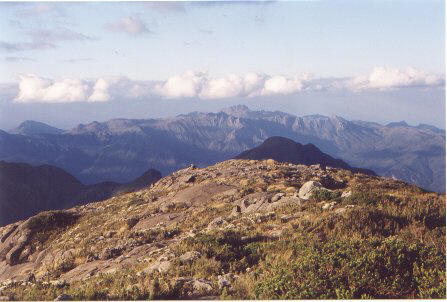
[0, 0, 445, 129]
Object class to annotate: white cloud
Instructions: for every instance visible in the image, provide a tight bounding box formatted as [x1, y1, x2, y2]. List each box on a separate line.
[88, 78, 110, 102]
[154, 71, 206, 98]
[14, 74, 113, 103]
[199, 74, 244, 99]
[260, 75, 305, 96]
[12, 67, 442, 103]
[154, 71, 312, 99]
[342, 67, 444, 91]
[105, 16, 152, 35]
[15, 74, 89, 103]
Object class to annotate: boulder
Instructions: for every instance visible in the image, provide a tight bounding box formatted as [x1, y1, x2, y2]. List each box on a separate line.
[178, 251, 200, 264]
[175, 277, 214, 298]
[298, 181, 322, 200]
[207, 217, 228, 230]
[144, 260, 172, 274]
[100, 247, 123, 260]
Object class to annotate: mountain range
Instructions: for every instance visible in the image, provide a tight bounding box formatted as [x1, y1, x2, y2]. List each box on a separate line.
[0, 161, 161, 226]
[0, 105, 444, 192]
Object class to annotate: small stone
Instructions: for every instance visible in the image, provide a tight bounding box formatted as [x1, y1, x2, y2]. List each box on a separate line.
[341, 190, 352, 198]
[217, 274, 233, 289]
[54, 294, 72, 301]
[322, 201, 337, 210]
[104, 267, 117, 275]
[335, 208, 347, 215]
[271, 192, 285, 202]
[179, 251, 201, 264]
[54, 294, 73, 301]
[207, 217, 228, 230]
[280, 215, 292, 223]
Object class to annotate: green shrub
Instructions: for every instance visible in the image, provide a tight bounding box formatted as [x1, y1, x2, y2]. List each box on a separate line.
[184, 230, 264, 273]
[254, 237, 446, 299]
[312, 189, 341, 201]
[344, 189, 383, 206]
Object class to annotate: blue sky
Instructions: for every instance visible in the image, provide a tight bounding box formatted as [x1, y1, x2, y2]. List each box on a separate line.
[0, 0, 445, 129]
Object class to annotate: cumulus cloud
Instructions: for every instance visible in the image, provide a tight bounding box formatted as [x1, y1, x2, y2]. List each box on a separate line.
[105, 16, 152, 35]
[154, 71, 312, 99]
[15, 74, 89, 103]
[154, 71, 206, 98]
[341, 67, 444, 91]
[12, 67, 442, 103]
[88, 78, 110, 102]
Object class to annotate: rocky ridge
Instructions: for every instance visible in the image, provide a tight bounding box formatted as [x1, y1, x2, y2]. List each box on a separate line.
[0, 160, 445, 299]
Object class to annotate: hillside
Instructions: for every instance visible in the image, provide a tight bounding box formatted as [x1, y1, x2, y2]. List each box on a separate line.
[9, 121, 66, 136]
[0, 160, 444, 300]
[1, 106, 444, 192]
[235, 136, 375, 175]
[0, 161, 161, 226]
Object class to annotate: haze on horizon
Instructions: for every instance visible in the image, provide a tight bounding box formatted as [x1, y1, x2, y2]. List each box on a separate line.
[0, 0, 445, 129]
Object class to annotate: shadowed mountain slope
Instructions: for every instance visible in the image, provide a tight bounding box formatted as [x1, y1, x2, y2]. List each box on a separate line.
[0, 161, 161, 226]
[9, 120, 65, 136]
[235, 136, 376, 175]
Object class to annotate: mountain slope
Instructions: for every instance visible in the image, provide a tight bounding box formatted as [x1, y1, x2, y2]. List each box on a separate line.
[1, 105, 444, 192]
[0, 161, 161, 226]
[235, 136, 375, 175]
[9, 120, 65, 136]
[0, 159, 444, 299]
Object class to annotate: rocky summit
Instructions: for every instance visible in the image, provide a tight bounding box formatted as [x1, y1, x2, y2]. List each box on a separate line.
[0, 160, 445, 300]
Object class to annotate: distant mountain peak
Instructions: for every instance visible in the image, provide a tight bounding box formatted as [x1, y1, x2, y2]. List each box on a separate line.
[9, 120, 65, 136]
[386, 120, 409, 127]
[220, 104, 252, 117]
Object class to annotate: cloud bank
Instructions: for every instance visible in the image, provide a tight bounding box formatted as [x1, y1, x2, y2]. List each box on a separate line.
[340, 67, 444, 91]
[154, 71, 312, 99]
[16, 74, 91, 103]
[12, 67, 444, 103]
